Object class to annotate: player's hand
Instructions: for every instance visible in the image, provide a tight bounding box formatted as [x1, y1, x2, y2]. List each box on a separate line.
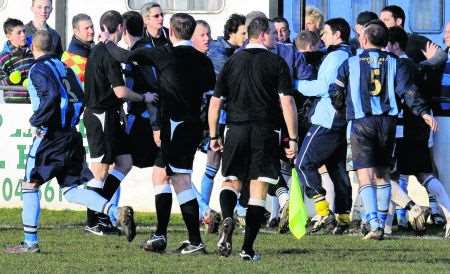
[284, 140, 298, 159]
[31, 127, 46, 138]
[153, 130, 161, 147]
[210, 138, 223, 152]
[422, 41, 439, 60]
[144, 92, 158, 103]
[98, 25, 111, 43]
[422, 114, 438, 132]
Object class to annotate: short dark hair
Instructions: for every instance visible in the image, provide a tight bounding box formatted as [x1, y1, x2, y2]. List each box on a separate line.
[247, 16, 270, 40]
[364, 20, 388, 47]
[387, 26, 408, 51]
[100, 10, 123, 33]
[3, 18, 24, 35]
[72, 13, 92, 29]
[356, 11, 378, 26]
[224, 14, 246, 40]
[295, 30, 320, 50]
[170, 13, 196, 40]
[123, 11, 144, 37]
[324, 18, 350, 43]
[381, 5, 405, 27]
[32, 30, 52, 52]
[272, 16, 290, 29]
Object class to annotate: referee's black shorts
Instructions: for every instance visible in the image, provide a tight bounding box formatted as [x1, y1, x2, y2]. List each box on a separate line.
[160, 118, 202, 176]
[221, 123, 281, 185]
[350, 116, 396, 170]
[83, 108, 131, 164]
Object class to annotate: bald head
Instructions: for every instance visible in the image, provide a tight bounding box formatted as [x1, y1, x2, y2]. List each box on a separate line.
[32, 30, 52, 57]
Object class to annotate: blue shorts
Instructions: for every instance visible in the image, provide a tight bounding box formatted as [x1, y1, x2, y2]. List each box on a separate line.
[350, 116, 396, 170]
[25, 129, 93, 187]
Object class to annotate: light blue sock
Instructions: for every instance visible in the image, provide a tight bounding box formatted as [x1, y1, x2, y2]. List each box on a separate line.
[22, 188, 41, 246]
[192, 183, 210, 218]
[63, 185, 118, 224]
[358, 194, 367, 223]
[396, 176, 408, 224]
[235, 201, 247, 217]
[110, 187, 121, 207]
[359, 184, 378, 231]
[376, 183, 391, 229]
[200, 165, 218, 204]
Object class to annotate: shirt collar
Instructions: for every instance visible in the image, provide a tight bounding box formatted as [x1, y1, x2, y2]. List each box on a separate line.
[245, 43, 267, 50]
[173, 40, 192, 47]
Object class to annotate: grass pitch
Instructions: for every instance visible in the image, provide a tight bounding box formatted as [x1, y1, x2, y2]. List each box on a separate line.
[0, 209, 449, 274]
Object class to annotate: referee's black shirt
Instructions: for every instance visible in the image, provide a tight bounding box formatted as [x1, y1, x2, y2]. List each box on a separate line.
[128, 41, 216, 123]
[84, 42, 125, 112]
[214, 45, 293, 129]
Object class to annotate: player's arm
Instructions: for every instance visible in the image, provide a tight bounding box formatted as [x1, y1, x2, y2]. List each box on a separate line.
[278, 60, 298, 159]
[293, 50, 314, 80]
[419, 42, 447, 69]
[29, 65, 59, 131]
[208, 63, 227, 152]
[395, 61, 438, 131]
[104, 40, 132, 63]
[329, 60, 349, 111]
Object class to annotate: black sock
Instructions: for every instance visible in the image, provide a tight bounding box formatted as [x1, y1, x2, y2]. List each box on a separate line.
[220, 189, 237, 219]
[101, 174, 121, 200]
[242, 205, 266, 255]
[405, 201, 416, 210]
[180, 199, 201, 245]
[155, 193, 172, 237]
[86, 209, 98, 227]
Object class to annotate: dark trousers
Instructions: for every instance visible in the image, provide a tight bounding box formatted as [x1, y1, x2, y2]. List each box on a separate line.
[295, 125, 352, 214]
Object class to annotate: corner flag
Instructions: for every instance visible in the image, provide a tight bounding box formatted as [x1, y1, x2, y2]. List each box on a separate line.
[289, 168, 308, 239]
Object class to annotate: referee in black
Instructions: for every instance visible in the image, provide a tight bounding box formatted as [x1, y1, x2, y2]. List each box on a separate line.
[209, 17, 298, 261]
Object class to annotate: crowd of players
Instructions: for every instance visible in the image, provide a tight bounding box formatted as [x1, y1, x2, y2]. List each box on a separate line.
[1, 0, 450, 261]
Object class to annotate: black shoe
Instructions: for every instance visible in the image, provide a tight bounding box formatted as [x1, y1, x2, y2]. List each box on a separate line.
[117, 206, 136, 242]
[239, 250, 261, 261]
[267, 217, 280, 229]
[217, 217, 234, 257]
[309, 213, 336, 234]
[278, 203, 289, 234]
[205, 210, 222, 234]
[333, 223, 350, 235]
[143, 234, 167, 253]
[179, 241, 206, 255]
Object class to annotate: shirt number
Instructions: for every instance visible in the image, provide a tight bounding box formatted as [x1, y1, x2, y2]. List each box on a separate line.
[370, 68, 382, 96]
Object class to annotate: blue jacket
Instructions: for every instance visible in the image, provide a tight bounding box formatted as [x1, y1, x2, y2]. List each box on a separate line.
[272, 42, 312, 80]
[207, 37, 238, 76]
[295, 43, 352, 129]
[28, 55, 84, 131]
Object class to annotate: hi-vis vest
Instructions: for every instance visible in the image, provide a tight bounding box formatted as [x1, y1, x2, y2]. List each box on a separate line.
[61, 51, 87, 88]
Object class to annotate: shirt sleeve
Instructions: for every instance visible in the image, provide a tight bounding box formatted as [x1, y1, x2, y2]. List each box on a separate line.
[278, 57, 294, 96]
[104, 53, 125, 88]
[329, 60, 349, 111]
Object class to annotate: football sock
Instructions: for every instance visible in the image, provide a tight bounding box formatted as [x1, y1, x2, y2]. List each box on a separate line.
[192, 183, 209, 218]
[359, 184, 379, 231]
[396, 175, 408, 225]
[200, 164, 218, 204]
[220, 187, 238, 219]
[313, 194, 330, 217]
[269, 195, 279, 220]
[86, 179, 105, 226]
[276, 186, 289, 209]
[110, 187, 121, 207]
[22, 188, 40, 246]
[423, 176, 450, 219]
[390, 180, 412, 208]
[177, 188, 202, 245]
[102, 169, 125, 200]
[154, 184, 172, 237]
[336, 213, 350, 225]
[242, 201, 266, 256]
[429, 195, 440, 215]
[376, 183, 391, 229]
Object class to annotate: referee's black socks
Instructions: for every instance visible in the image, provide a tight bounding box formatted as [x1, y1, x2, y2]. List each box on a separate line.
[177, 188, 202, 245]
[242, 199, 266, 255]
[154, 184, 172, 237]
[219, 187, 238, 219]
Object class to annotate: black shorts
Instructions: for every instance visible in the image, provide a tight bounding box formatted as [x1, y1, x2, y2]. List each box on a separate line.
[126, 114, 159, 168]
[160, 119, 202, 176]
[25, 129, 93, 187]
[84, 108, 130, 164]
[394, 138, 433, 175]
[350, 116, 396, 170]
[221, 124, 281, 185]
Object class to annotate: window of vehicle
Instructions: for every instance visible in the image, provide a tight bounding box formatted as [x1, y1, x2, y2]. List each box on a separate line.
[409, 0, 444, 33]
[128, 0, 224, 13]
[351, 0, 386, 27]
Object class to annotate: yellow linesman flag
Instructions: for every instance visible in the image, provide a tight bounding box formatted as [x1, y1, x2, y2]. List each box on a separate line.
[289, 168, 308, 239]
